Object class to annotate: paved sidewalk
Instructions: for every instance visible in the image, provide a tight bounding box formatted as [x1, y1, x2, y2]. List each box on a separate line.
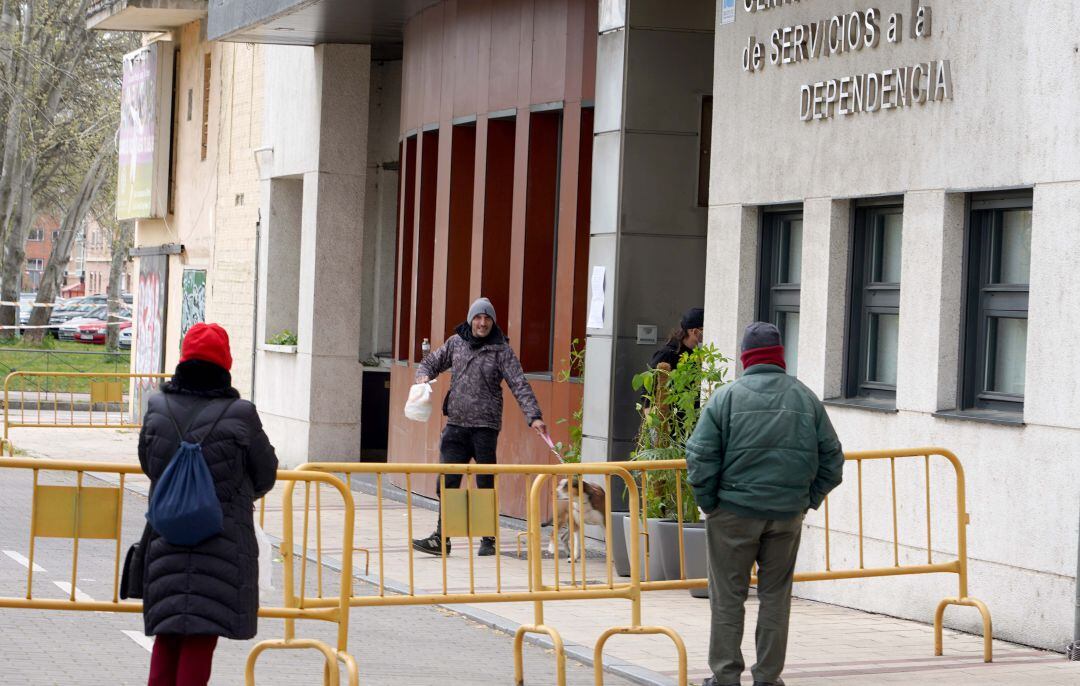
[8, 426, 1080, 685]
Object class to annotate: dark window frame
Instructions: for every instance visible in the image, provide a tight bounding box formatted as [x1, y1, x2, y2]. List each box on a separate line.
[845, 200, 904, 402]
[757, 207, 803, 373]
[959, 191, 1032, 413]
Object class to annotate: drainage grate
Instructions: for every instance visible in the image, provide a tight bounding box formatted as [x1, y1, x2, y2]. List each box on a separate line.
[1067, 642, 1080, 661]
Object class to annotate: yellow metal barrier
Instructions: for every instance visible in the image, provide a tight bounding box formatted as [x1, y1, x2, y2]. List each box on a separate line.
[616, 447, 993, 663]
[0, 457, 359, 685]
[1, 371, 172, 455]
[292, 461, 688, 686]
[291, 446, 991, 686]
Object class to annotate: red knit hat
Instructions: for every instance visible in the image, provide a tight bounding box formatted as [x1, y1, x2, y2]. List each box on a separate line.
[180, 323, 233, 371]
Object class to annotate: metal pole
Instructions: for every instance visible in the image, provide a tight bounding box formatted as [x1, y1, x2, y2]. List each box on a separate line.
[1072, 508, 1080, 659]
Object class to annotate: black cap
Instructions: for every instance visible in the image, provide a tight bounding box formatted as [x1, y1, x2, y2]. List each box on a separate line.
[741, 321, 781, 352]
[680, 307, 705, 331]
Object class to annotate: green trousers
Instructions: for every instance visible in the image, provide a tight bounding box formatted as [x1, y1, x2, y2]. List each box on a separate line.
[706, 509, 804, 685]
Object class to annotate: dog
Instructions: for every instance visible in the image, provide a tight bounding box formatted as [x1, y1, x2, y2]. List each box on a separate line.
[543, 476, 607, 560]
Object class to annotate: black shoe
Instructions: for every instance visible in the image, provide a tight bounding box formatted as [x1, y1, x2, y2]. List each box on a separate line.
[412, 533, 450, 556]
[478, 538, 496, 556]
[701, 678, 739, 686]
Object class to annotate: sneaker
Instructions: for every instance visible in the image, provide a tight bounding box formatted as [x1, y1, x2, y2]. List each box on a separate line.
[478, 538, 496, 556]
[701, 678, 739, 686]
[412, 532, 450, 556]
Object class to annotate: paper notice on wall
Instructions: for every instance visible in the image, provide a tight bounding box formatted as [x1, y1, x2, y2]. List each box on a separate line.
[721, 0, 736, 25]
[587, 266, 606, 329]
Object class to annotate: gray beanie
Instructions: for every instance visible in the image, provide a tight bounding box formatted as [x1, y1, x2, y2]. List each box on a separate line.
[741, 321, 782, 352]
[467, 297, 497, 324]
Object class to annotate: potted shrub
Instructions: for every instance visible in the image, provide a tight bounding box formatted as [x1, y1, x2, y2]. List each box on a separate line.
[630, 344, 729, 591]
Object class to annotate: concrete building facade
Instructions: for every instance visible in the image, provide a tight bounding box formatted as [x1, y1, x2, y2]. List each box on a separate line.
[89, 4, 265, 396]
[705, 1, 1080, 651]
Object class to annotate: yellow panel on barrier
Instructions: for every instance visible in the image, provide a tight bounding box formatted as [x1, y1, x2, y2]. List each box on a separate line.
[468, 489, 497, 538]
[33, 485, 121, 539]
[442, 490, 469, 537]
[90, 381, 124, 404]
[441, 489, 497, 538]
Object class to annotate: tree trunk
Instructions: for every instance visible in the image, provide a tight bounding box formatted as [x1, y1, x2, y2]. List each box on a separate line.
[0, 170, 32, 332]
[105, 220, 132, 351]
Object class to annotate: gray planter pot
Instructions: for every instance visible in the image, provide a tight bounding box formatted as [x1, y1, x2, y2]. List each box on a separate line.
[653, 520, 709, 598]
[610, 512, 631, 577]
[622, 516, 667, 582]
[684, 525, 709, 599]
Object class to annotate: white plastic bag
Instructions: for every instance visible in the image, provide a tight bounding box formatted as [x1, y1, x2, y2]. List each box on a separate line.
[255, 522, 274, 595]
[404, 381, 434, 422]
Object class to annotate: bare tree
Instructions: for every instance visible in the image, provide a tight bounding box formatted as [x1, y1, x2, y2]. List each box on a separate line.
[22, 136, 114, 344]
[0, 0, 135, 332]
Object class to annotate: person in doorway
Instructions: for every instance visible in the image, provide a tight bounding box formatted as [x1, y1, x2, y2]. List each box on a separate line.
[686, 322, 844, 686]
[650, 306, 705, 370]
[138, 323, 278, 686]
[411, 297, 547, 557]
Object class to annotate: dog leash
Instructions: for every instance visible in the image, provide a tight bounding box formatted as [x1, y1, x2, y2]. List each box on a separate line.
[539, 431, 565, 463]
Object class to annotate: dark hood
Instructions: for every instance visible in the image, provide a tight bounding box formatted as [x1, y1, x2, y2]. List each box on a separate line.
[161, 359, 241, 399]
[455, 321, 507, 349]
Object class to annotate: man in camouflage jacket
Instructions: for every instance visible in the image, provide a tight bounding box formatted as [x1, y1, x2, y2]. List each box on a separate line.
[412, 297, 546, 557]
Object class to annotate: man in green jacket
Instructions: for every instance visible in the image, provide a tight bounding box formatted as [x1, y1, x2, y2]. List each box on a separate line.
[687, 322, 844, 686]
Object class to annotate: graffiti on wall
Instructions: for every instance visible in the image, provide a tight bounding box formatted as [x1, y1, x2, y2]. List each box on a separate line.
[134, 255, 168, 415]
[180, 269, 207, 342]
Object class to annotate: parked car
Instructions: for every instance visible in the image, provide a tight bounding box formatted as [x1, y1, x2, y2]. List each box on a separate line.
[119, 327, 132, 349]
[50, 298, 100, 331]
[57, 307, 131, 341]
[18, 292, 36, 329]
[75, 319, 132, 345]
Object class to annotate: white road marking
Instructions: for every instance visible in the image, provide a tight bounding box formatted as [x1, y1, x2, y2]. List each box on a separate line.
[2, 549, 45, 572]
[52, 581, 94, 602]
[122, 630, 155, 653]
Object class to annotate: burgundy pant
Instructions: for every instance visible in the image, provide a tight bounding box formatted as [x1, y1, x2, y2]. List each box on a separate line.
[148, 635, 219, 686]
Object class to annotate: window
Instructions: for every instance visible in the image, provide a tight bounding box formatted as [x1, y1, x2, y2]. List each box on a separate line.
[28, 227, 44, 241]
[961, 192, 1031, 413]
[52, 230, 59, 242]
[758, 209, 803, 375]
[697, 96, 712, 208]
[264, 177, 303, 344]
[846, 202, 903, 402]
[27, 258, 43, 271]
[201, 53, 211, 161]
[520, 109, 563, 373]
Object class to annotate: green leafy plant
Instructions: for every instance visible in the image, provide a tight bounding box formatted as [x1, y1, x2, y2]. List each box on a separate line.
[553, 339, 585, 463]
[631, 343, 731, 522]
[268, 330, 298, 346]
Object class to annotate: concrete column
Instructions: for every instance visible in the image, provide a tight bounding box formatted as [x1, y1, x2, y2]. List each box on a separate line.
[581, 0, 715, 463]
[1024, 181, 1080, 428]
[895, 191, 965, 413]
[704, 203, 758, 368]
[799, 199, 850, 399]
[255, 44, 371, 465]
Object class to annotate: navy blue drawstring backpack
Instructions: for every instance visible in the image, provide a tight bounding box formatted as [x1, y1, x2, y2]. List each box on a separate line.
[147, 396, 236, 546]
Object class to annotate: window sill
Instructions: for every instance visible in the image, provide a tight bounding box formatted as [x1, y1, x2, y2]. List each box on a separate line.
[822, 397, 898, 413]
[261, 344, 297, 354]
[932, 408, 1025, 427]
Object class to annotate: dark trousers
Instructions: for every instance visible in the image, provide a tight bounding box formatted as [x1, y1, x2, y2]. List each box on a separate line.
[434, 424, 498, 539]
[706, 510, 804, 685]
[148, 635, 218, 686]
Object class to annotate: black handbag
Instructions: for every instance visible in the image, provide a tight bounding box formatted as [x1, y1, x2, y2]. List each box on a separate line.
[120, 523, 151, 600]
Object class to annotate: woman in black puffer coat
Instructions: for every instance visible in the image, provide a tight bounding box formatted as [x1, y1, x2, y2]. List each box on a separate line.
[138, 323, 277, 686]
